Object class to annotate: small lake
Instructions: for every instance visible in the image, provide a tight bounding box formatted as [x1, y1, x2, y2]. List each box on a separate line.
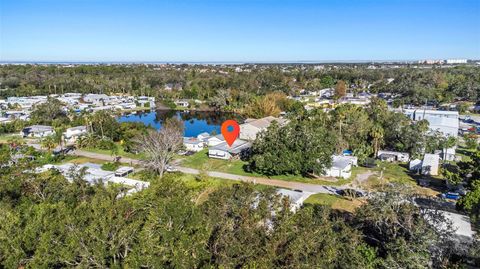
[118, 110, 241, 137]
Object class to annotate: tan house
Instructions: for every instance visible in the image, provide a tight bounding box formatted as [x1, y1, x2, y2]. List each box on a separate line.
[239, 116, 288, 140]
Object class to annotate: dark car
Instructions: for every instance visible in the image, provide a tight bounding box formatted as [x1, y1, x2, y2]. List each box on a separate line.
[336, 188, 365, 198]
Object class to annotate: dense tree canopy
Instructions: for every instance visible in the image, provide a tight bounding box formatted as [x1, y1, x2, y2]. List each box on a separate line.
[0, 143, 476, 268]
[250, 119, 336, 176]
[1, 64, 478, 108]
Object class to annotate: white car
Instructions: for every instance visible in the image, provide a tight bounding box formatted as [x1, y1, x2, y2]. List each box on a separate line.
[165, 165, 178, 172]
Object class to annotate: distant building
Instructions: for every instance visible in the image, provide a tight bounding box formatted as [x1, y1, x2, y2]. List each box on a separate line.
[418, 59, 444, 65]
[174, 100, 190, 108]
[446, 59, 467, 64]
[83, 94, 109, 105]
[22, 125, 54, 138]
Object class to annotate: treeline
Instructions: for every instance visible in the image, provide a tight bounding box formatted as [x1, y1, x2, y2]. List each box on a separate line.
[0, 148, 478, 268]
[1, 64, 479, 106]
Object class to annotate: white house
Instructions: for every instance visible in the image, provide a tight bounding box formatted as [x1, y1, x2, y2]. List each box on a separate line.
[0, 117, 12, 124]
[22, 125, 54, 138]
[239, 116, 288, 141]
[197, 132, 211, 142]
[174, 100, 190, 108]
[183, 137, 205, 152]
[208, 139, 251, 160]
[207, 134, 225, 147]
[422, 154, 440, 176]
[83, 94, 110, 105]
[377, 150, 410, 162]
[63, 126, 88, 144]
[137, 96, 156, 108]
[277, 189, 314, 212]
[443, 147, 456, 161]
[323, 155, 358, 179]
[37, 162, 149, 195]
[115, 166, 135, 177]
[409, 159, 423, 173]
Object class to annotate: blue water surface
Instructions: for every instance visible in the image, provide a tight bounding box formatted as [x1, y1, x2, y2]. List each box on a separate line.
[118, 110, 239, 137]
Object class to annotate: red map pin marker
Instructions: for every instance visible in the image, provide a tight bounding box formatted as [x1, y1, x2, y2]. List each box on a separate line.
[221, 120, 240, 147]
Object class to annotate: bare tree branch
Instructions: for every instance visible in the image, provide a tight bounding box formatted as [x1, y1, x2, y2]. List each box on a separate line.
[135, 118, 183, 177]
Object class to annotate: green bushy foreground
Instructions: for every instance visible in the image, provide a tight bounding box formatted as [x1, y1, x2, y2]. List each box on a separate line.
[1, 162, 478, 268]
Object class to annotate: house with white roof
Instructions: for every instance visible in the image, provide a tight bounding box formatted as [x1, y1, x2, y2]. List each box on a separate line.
[63, 126, 88, 144]
[197, 132, 211, 142]
[83, 94, 110, 105]
[403, 109, 459, 137]
[239, 116, 288, 141]
[115, 166, 135, 177]
[0, 117, 12, 124]
[37, 162, 149, 194]
[421, 153, 440, 176]
[208, 139, 252, 160]
[22, 125, 54, 138]
[207, 134, 225, 147]
[377, 150, 410, 162]
[183, 137, 205, 152]
[174, 99, 190, 108]
[277, 189, 314, 212]
[323, 155, 358, 179]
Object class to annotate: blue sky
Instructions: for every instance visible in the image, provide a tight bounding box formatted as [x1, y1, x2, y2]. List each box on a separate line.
[1, 0, 479, 62]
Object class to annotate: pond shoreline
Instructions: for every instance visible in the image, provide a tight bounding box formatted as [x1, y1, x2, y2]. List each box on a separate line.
[117, 110, 242, 137]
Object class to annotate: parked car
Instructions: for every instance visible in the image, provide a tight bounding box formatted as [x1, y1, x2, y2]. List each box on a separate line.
[441, 192, 461, 200]
[165, 165, 178, 172]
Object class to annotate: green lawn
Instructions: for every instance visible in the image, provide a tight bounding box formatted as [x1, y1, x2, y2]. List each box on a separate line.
[304, 193, 362, 212]
[374, 162, 416, 185]
[180, 149, 353, 186]
[0, 133, 23, 143]
[356, 161, 442, 196]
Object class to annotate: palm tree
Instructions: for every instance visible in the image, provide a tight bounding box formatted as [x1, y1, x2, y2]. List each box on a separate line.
[41, 136, 57, 153]
[54, 126, 66, 150]
[370, 124, 384, 157]
[77, 133, 97, 148]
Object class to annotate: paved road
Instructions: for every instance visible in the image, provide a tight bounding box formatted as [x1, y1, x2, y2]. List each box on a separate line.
[68, 149, 339, 194]
[176, 166, 337, 193]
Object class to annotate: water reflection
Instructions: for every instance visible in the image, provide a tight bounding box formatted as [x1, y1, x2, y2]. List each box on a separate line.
[118, 110, 241, 137]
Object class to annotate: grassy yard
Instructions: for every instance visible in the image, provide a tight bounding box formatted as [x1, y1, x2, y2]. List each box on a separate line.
[358, 161, 442, 196]
[83, 145, 145, 160]
[180, 149, 353, 186]
[304, 193, 363, 212]
[0, 133, 23, 143]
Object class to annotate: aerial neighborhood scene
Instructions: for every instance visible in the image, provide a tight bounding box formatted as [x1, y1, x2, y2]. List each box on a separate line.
[0, 0, 479, 268]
